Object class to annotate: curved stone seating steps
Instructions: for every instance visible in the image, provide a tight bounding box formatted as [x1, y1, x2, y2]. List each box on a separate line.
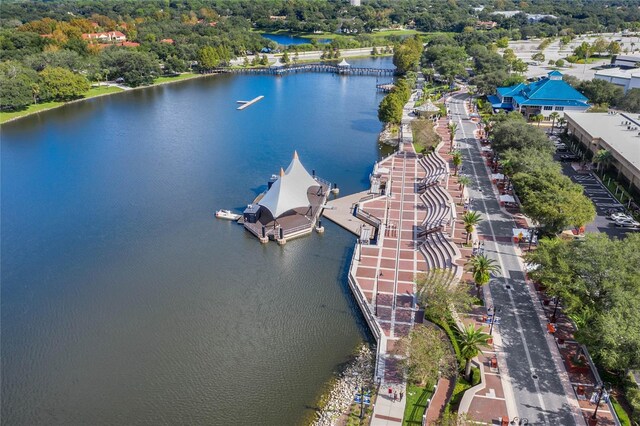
[418, 232, 461, 277]
[420, 186, 451, 229]
[419, 154, 447, 181]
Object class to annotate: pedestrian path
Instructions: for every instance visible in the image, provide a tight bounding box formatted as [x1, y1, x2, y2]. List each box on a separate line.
[325, 90, 462, 425]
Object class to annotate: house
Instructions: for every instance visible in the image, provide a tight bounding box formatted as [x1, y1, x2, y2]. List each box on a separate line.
[611, 54, 640, 68]
[476, 20, 498, 30]
[160, 38, 175, 44]
[82, 31, 127, 43]
[487, 71, 590, 118]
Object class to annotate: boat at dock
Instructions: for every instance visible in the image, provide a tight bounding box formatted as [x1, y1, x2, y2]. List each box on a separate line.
[215, 209, 242, 220]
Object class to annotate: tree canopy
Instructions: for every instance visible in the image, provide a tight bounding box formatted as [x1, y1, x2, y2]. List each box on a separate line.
[526, 234, 640, 373]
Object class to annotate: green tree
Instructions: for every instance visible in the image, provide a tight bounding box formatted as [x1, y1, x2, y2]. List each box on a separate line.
[199, 46, 219, 69]
[39, 66, 90, 101]
[457, 323, 490, 380]
[462, 211, 482, 244]
[496, 37, 509, 48]
[416, 270, 473, 322]
[549, 112, 560, 133]
[607, 41, 622, 55]
[100, 49, 160, 87]
[0, 60, 38, 110]
[593, 149, 613, 174]
[395, 325, 457, 386]
[526, 234, 640, 373]
[467, 254, 500, 298]
[378, 92, 403, 124]
[458, 175, 471, 192]
[618, 88, 640, 113]
[577, 79, 624, 106]
[531, 113, 544, 127]
[491, 120, 555, 155]
[447, 121, 458, 151]
[281, 51, 290, 63]
[592, 37, 608, 56]
[451, 150, 462, 175]
[532, 52, 545, 62]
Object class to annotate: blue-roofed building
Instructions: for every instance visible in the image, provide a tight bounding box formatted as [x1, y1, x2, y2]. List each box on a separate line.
[488, 71, 590, 118]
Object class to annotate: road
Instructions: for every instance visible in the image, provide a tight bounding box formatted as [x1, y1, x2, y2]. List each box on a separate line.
[448, 92, 582, 425]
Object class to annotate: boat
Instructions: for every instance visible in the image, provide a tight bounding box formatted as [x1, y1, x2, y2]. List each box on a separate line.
[215, 209, 242, 220]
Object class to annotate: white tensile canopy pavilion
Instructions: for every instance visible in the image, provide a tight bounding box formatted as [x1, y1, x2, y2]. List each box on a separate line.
[258, 151, 319, 219]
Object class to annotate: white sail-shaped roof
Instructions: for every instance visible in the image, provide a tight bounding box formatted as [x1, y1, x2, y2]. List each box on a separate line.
[270, 58, 285, 68]
[338, 58, 350, 67]
[258, 152, 318, 218]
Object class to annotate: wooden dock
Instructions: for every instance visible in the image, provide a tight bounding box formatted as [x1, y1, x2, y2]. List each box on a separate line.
[237, 95, 264, 110]
[208, 63, 395, 77]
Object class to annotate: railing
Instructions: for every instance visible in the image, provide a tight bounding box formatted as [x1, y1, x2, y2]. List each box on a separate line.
[355, 208, 382, 228]
[313, 176, 332, 189]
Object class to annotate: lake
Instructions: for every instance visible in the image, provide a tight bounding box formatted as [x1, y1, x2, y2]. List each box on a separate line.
[1, 58, 395, 425]
[262, 33, 330, 46]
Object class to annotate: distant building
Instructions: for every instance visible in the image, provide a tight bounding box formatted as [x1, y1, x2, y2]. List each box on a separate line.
[350, 0, 361, 6]
[269, 15, 287, 21]
[160, 38, 174, 44]
[565, 111, 640, 195]
[82, 31, 127, 43]
[491, 11, 557, 22]
[611, 54, 640, 68]
[476, 20, 498, 30]
[595, 68, 640, 93]
[488, 71, 590, 117]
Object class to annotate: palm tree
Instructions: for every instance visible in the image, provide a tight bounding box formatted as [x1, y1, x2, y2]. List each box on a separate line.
[458, 175, 471, 192]
[593, 149, 613, 174]
[457, 323, 491, 380]
[557, 117, 566, 131]
[467, 254, 501, 298]
[451, 150, 462, 175]
[447, 122, 458, 152]
[462, 211, 482, 244]
[549, 112, 560, 133]
[531, 113, 544, 127]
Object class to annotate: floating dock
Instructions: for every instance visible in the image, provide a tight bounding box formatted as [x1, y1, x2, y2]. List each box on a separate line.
[237, 96, 264, 110]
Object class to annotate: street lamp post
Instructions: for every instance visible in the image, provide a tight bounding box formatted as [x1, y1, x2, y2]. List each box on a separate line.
[591, 383, 609, 421]
[551, 297, 560, 323]
[489, 306, 501, 336]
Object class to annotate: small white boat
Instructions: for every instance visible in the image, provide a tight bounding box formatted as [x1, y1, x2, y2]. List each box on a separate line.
[215, 209, 241, 220]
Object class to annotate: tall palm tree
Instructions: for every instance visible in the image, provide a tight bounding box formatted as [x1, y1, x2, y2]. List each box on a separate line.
[549, 112, 560, 133]
[447, 122, 458, 152]
[457, 323, 491, 380]
[462, 211, 482, 244]
[531, 113, 544, 127]
[467, 254, 501, 298]
[458, 175, 471, 192]
[451, 150, 462, 175]
[593, 149, 612, 174]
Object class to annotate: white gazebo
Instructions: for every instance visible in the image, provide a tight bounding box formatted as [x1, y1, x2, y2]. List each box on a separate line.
[270, 57, 285, 68]
[337, 58, 351, 68]
[414, 100, 440, 118]
[258, 151, 318, 219]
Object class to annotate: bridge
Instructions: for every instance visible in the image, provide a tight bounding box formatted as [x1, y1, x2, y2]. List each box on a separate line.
[206, 63, 395, 77]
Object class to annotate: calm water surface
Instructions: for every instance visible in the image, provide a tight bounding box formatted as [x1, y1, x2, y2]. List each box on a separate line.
[1, 58, 394, 425]
[262, 33, 329, 45]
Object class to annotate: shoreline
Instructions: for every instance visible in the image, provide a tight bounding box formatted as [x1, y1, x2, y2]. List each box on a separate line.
[0, 72, 220, 125]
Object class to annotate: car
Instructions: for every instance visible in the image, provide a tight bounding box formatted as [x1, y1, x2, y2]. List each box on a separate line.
[560, 154, 579, 161]
[608, 212, 632, 221]
[614, 218, 640, 228]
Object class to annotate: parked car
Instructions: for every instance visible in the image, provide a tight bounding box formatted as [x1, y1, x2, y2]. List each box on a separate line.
[608, 212, 632, 221]
[560, 154, 579, 161]
[614, 218, 640, 228]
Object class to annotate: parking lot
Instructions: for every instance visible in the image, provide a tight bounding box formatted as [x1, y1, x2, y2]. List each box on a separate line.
[558, 156, 635, 239]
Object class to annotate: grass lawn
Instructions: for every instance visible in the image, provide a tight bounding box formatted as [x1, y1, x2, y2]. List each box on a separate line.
[0, 85, 123, 124]
[154, 73, 199, 84]
[403, 383, 434, 425]
[611, 396, 632, 426]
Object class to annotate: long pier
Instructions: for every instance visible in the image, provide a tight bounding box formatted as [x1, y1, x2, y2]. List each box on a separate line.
[237, 95, 264, 110]
[208, 63, 395, 77]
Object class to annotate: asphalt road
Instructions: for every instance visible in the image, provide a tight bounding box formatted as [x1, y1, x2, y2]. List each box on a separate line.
[448, 93, 579, 425]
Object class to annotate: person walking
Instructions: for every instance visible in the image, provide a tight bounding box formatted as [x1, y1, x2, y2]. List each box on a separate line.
[393, 391, 398, 402]
[400, 391, 404, 401]
[388, 387, 393, 399]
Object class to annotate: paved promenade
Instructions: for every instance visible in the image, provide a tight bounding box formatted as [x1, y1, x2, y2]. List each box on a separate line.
[325, 91, 462, 425]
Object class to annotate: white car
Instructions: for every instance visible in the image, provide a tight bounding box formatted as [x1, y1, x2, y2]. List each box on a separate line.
[614, 218, 640, 228]
[609, 212, 632, 221]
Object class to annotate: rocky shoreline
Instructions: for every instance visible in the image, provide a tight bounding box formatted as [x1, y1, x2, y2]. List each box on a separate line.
[312, 344, 376, 426]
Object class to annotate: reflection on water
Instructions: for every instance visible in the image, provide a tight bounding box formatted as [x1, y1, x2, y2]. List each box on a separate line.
[1, 58, 393, 425]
